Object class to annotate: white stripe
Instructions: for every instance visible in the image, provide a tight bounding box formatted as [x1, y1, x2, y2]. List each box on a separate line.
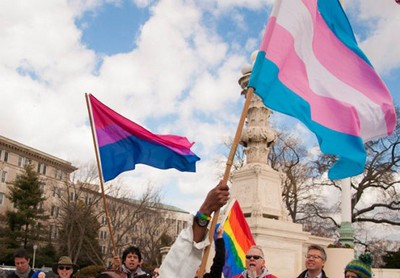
[274, 0, 386, 141]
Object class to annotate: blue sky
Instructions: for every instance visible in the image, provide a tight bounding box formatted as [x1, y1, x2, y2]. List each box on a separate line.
[1, 0, 399, 214]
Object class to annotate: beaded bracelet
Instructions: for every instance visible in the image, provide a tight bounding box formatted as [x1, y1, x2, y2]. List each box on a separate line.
[196, 211, 211, 221]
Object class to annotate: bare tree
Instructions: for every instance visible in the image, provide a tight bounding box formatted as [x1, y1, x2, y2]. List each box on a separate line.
[53, 180, 103, 266]
[222, 131, 339, 236]
[313, 108, 400, 228]
[132, 202, 176, 268]
[89, 180, 179, 272]
[354, 238, 400, 268]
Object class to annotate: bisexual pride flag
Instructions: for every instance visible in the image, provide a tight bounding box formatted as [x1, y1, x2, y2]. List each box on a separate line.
[88, 94, 200, 182]
[249, 0, 396, 180]
[222, 200, 255, 278]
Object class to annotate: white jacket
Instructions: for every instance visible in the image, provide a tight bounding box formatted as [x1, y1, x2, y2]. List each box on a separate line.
[159, 222, 210, 278]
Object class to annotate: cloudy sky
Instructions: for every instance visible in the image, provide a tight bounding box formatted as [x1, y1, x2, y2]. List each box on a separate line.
[1, 0, 399, 214]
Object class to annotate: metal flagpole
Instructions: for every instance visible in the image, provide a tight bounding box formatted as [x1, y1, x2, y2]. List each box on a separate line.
[337, 0, 354, 248]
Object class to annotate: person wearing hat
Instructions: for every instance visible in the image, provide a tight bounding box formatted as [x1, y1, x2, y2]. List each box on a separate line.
[344, 253, 372, 278]
[52, 256, 78, 278]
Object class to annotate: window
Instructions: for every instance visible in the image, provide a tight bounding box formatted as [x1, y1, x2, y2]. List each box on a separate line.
[70, 192, 77, 202]
[18, 157, 30, 167]
[51, 206, 59, 217]
[85, 196, 92, 205]
[177, 220, 183, 234]
[0, 150, 9, 162]
[37, 163, 47, 175]
[0, 192, 4, 205]
[100, 230, 107, 240]
[50, 225, 59, 239]
[1, 171, 7, 183]
[101, 246, 107, 254]
[101, 216, 106, 225]
[55, 169, 63, 180]
[53, 187, 61, 197]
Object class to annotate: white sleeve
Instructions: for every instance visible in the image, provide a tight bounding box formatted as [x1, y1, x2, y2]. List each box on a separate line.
[159, 219, 210, 278]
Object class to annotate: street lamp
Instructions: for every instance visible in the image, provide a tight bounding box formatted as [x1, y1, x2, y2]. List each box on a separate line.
[32, 245, 38, 269]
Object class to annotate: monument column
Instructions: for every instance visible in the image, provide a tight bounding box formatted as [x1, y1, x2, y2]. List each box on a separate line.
[231, 52, 285, 220]
[230, 52, 332, 278]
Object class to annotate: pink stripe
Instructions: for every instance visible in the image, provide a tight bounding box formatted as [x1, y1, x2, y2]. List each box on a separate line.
[90, 95, 195, 154]
[303, 0, 395, 134]
[261, 20, 361, 136]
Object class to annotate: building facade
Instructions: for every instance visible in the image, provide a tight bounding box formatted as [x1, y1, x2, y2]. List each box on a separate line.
[0, 135, 191, 264]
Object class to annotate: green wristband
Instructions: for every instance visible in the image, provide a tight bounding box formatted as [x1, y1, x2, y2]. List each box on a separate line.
[196, 211, 211, 221]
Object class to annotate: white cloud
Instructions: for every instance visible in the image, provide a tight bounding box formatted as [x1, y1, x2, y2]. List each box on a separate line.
[349, 0, 400, 75]
[1, 0, 398, 214]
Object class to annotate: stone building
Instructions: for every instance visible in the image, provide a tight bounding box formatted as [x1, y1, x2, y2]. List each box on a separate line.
[0, 134, 191, 263]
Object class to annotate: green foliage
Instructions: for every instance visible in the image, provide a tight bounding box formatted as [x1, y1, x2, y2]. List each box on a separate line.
[75, 265, 105, 278]
[3, 164, 47, 249]
[34, 243, 57, 268]
[382, 249, 400, 268]
[159, 232, 173, 247]
[327, 241, 353, 249]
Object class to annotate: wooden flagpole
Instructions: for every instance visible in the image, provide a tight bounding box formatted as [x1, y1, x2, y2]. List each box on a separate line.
[85, 93, 118, 257]
[197, 87, 254, 278]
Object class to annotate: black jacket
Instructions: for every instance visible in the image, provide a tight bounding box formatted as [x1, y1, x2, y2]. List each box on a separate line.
[204, 238, 225, 278]
[296, 269, 328, 278]
[7, 269, 35, 278]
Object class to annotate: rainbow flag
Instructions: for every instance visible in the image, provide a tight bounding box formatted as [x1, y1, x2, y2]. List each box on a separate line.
[88, 94, 200, 182]
[222, 200, 255, 278]
[248, 0, 396, 180]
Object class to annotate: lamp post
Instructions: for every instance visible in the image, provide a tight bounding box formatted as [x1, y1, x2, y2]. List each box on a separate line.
[32, 245, 38, 269]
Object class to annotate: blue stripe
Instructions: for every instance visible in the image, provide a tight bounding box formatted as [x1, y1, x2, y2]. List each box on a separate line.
[317, 0, 372, 67]
[99, 135, 200, 181]
[223, 233, 245, 278]
[249, 52, 366, 180]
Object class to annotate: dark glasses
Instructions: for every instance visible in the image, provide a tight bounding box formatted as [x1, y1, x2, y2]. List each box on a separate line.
[58, 266, 72, 270]
[245, 255, 263, 260]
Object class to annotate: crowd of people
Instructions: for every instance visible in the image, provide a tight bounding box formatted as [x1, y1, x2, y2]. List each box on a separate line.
[5, 182, 373, 278]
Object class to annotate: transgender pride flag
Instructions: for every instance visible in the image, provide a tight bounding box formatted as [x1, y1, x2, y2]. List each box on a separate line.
[88, 94, 200, 182]
[248, 0, 396, 180]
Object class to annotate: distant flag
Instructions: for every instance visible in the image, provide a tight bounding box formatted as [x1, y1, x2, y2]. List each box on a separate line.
[248, 0, 396, 180]
[222, 200, 255, 278]
[87, 94, 200, 182]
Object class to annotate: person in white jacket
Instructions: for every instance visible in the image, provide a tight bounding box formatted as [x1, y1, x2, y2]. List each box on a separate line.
[159, 181, 229, 278]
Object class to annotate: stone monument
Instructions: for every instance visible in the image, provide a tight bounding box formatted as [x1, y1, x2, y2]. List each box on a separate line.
[229, 53, 332, 277]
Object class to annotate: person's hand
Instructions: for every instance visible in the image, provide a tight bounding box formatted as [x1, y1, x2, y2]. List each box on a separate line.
[38, 272, 45, 278]
[112, 255, 122, 270]
[199, 181, 229, 216]
[216, 226, 224, 239]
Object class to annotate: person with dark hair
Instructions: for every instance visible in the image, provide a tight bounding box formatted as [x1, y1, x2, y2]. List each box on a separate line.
[96, 271, 126, 278]
[8, 248, 45, 278]
[111, 246, 149, 278]
[150, 267, 159, 278]
[344, 253, 372, 278]
[106, 181, 229, 278]
[297, 244, 328, 278]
